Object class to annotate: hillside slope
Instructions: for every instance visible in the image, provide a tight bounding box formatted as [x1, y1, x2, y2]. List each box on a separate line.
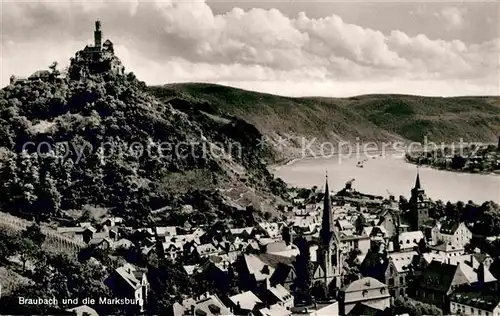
[0, 46, 285, 226]
[150, 83, 500, 160]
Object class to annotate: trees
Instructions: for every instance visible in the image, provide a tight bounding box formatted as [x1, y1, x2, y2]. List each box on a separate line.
[393, 297, 443, 316]
[22, 223, 46, 247]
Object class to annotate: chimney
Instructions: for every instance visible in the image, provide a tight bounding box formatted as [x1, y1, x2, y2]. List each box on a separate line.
[470, 254, 474, 267]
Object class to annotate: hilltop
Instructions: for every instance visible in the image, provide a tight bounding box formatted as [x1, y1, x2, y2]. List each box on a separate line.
[0, 40, 286, 226]
[150, 83, 500, 161]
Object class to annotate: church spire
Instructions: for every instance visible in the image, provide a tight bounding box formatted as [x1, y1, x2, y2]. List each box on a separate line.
[321, 172, 335, 246]
[414, 167, 421, 189]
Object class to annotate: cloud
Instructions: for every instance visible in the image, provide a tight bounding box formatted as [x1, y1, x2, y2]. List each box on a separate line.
[435, 6, 467, 30]
[1, 0, 499, 96]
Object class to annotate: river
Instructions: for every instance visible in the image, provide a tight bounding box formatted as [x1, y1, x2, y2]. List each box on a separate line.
[273, 153, 500, 204]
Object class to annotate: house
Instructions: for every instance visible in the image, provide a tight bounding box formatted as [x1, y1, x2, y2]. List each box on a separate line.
[336, 220, 355, 234]
[230, 227, 255, 240]
[428, 242, 464, 256]
[338, 277, 390, 316]
[385, 251, 417, 298]
[172, 293, 233, 316]
[229, 291, 264, 314]
[431, 222, 472, 249]
[265, 241, 300, 258]
[413, 260, 496, 313]
[104, 263, 149, 312]
[261, 284, 293, 309]
[258, 304, 292, 316]
[235, 254, 276, 292]
[28, 70, 51, 81]
[156, 226, 177, 237]
[82, 227, 97, 243]
[100, 216, 124, 227]
[163, 242, 183, 261]
[192, 243, 219, 259]
[339, 233, 371, 257]
[9, 75, 28, 85]
[396, 231, 425, 252]
[290, 300, 339, 315]
[450, 291, 500, 316]
[258, 222, 282, 239]
[347, 302, 387, 316]
[473, 252, 494, 269]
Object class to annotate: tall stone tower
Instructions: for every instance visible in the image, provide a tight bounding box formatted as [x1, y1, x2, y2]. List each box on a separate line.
[94, 20, 102, 49]
[409, 169, 430, 231]
[318, 173, 342, 294]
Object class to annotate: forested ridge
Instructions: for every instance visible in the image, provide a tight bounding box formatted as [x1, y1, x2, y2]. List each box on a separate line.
[0, 46, 286, 226]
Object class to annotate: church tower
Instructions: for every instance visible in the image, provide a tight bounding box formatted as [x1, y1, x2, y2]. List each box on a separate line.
[318, 173, 342, 294]
[409, 169, 430, 231]
[94, 20, 102, 50]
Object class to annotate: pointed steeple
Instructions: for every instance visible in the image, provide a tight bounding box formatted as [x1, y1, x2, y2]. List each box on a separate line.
[414, 168, 421, 189]
[321, 172, 335, 246]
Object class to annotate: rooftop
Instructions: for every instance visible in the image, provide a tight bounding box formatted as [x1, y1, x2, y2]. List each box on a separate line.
[342, 277, 386, 293]
[451, 291, 500, 311]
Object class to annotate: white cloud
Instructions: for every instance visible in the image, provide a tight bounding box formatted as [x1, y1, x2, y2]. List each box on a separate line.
[1, 0, 499, 96]
[436, 6, 468, 30]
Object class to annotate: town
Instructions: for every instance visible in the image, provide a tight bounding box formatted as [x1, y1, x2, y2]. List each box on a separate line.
[2, 168, 499, 316]
[405, 138, 500, 175]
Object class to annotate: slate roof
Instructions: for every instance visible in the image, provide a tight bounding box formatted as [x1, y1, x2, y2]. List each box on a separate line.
[229, 291, 262, 311]
[389, 251, 417, 273]
[473, 253, 490, 264]
[112, 263, 143, 290]
[347, 302, 383, 316]
[241, 254, 275, 281]
[418, 261, 458, 292]
[342, 277, 386, 293]
[439, 221, 460, 235]
[399, 231, 424, 250]
[177, 294, 233, 316]
[29, 70, 51, 79]
[194, 295, 233, 316]
[268, 284, 293, 303]
[457, 262, 496, 284]
[429, 242, 463, 253]
[258, 253, 296, 268]
[451, 291, 500, 312]
[259, 304, 292, 316]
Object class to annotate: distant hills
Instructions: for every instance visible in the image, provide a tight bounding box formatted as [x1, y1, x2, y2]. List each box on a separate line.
[150, 83, 500, 160]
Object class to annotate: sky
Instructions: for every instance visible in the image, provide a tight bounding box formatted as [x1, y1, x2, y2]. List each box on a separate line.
[1, 0, 499, 97]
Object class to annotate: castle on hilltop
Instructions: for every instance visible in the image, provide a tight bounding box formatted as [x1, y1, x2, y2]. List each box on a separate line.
[70, 20, 124, 79]
[10, 20, 122, 85]
[79, 20, 115, 60]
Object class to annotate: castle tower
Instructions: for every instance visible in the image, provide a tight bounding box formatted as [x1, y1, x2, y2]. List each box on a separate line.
[94, 20, 102, 49]
[409, 168, 430, 231]
[318, 173, 342, 294]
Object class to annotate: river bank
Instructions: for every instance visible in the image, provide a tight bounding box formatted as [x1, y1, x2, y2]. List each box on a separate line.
[270, 147, 406, 172]
[273, 152, 500, 204]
